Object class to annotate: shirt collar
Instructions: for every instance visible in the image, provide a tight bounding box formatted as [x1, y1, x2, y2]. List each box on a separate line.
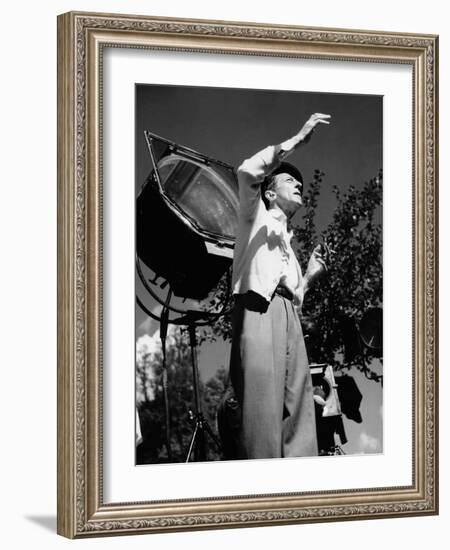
[268, 208, 294, 239]
[268, 208, 288, 224]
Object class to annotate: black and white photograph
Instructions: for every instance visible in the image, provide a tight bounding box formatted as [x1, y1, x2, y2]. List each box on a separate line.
[135, 84, 383, 465]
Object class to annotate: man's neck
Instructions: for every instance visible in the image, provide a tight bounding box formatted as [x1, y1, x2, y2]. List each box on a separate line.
[268, 204, 294, 224]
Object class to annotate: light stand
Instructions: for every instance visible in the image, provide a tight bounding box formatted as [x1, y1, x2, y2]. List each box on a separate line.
[177, 314, 223, 462]
[136, 259, 232, 462]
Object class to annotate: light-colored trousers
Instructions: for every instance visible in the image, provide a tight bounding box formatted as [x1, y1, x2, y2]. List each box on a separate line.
[229, 292, 318, 459]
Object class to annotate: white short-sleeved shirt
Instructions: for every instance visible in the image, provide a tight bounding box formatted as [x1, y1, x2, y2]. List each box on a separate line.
[232, 145, 305, 307]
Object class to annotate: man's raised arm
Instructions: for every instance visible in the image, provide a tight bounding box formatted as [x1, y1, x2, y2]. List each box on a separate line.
[236, 113, 331, 219]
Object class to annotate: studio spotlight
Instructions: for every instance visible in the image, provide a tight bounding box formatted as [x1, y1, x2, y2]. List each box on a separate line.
[137, 132, 240, 300]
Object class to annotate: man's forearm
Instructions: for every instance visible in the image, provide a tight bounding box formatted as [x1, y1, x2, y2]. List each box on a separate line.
[302, 272, 315, 297]
[279, 131, 309, 159]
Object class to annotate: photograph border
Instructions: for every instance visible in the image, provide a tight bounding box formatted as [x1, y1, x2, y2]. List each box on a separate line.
[57, 11, 438, 538]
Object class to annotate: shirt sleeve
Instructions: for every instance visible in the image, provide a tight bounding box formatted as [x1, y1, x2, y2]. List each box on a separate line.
[237, 144, 283, 220]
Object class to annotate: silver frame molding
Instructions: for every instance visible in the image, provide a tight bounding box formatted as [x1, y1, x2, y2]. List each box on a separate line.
[57, 11, 439, 538]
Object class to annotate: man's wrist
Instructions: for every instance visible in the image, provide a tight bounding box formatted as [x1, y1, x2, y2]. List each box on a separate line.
[274, 142, 291, 163]
[280, 132, 307, 155]
[279, 138, 295, 155]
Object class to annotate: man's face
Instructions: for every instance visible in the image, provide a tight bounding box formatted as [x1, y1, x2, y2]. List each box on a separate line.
[272, 172, 303, 213]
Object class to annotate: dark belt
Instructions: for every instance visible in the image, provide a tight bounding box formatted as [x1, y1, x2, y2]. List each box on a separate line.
[273, 285, 294, 302]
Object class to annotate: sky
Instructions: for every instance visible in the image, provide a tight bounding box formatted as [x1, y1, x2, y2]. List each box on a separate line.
[136, 83, 382, 231]
[135, 82, 383, 457]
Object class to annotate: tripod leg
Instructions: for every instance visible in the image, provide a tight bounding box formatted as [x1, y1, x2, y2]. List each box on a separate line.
[185, 422, 199, 463]
[203, 420, 222, 453]
[195, 421, 206, 462]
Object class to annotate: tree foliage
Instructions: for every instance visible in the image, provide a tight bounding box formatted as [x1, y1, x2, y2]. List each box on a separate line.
[295, 169, 383, 381]
[136, 328, 227, 464]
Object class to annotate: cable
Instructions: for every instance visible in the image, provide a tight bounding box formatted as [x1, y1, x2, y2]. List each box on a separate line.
[160, 288, 173, 462]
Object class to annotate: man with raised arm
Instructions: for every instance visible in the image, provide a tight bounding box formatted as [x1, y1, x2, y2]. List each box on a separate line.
[228, 113, 331, 459]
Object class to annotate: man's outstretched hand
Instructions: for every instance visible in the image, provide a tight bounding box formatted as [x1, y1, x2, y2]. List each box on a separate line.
[280, 113, 331, 154]
[299, 113, 331, 143]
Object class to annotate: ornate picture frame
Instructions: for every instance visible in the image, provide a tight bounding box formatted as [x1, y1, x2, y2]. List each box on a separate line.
[57, 11, 438, 538]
